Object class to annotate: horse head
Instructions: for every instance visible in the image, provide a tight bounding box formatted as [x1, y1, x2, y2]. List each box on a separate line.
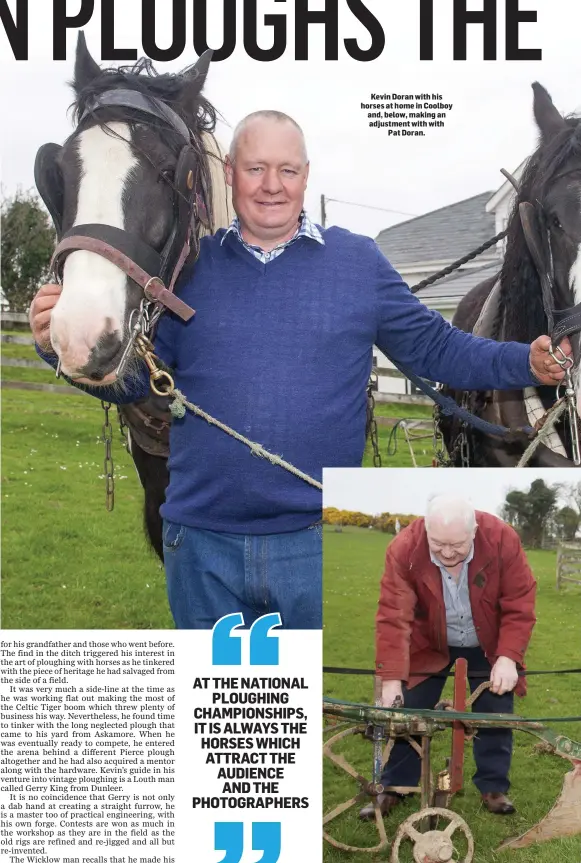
[519, 82, 581, 415]
[36, 33, 215, 385]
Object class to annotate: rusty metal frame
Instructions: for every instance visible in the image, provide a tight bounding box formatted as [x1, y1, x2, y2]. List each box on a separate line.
[323, 664, 581, 859]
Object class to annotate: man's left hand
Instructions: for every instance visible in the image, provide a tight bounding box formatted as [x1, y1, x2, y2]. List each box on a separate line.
[490, 656, 519, 695]
[530, 336, 573, 385]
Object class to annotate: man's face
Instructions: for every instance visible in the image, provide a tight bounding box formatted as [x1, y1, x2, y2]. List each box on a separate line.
[225, 119, 309, 243]
[426, 517, 476, 568]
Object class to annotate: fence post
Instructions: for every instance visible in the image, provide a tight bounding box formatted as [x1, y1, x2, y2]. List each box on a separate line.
[556, 542, 581, 591]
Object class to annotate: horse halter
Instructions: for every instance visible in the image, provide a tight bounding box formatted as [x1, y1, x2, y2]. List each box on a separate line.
[519, 198, 581, 463]
[519, 201, 581, 346]
[34, 88, 205, 325]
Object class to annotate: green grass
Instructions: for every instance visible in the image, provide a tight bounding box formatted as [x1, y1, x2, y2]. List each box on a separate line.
[2, 365, 68, 384]
[1, 388, 171, 629]
[2, 340, 59, 385]
[362, 401, 434, 467]
[363, 423, 434, 467]
[373, 402, 432, 419]
[323, 525, 581, 863]
[2, 341, 40, 360]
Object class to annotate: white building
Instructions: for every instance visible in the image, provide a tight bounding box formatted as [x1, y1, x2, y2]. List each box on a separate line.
[373, 167, 522, 400]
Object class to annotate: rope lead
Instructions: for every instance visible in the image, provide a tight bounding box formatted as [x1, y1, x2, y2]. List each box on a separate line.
[170, 388, 323, 490]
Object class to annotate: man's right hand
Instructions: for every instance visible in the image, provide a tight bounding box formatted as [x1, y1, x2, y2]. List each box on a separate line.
[381, 680, 403, 707]
[29, 283, 62, 353]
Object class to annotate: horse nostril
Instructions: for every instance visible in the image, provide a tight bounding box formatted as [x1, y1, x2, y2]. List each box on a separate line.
[80, 332, 123, 380]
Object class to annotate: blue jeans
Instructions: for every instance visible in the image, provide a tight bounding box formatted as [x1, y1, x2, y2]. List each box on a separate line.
[381, 646, 514, 794]
[162, 519, 322, 629]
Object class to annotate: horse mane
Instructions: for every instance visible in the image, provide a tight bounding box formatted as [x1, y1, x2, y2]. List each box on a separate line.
[70, 57, 232, 233]
[199, 132, 233, 232]
[496, 115, 581, 342]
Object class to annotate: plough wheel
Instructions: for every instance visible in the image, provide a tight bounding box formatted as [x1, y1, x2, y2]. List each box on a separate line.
[390, 808, 474, 863]
[323, 724, 390, 853]
[323, 795, 389, 854]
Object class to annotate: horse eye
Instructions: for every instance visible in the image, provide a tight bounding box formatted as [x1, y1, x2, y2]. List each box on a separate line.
[160, 169, 175, 183]
[551, 214, 562, 230]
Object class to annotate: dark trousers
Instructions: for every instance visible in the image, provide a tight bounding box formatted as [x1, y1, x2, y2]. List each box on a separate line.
[381, 646, 513, 795]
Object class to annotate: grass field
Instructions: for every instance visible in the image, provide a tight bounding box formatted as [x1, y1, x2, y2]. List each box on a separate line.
[363, 402, 434, 469]
[323, 525, 581, 863]
[1, 386, 170, 629]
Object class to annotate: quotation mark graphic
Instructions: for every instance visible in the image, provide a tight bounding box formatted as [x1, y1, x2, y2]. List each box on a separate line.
[212, 613, 282, 666]
[215, 822, 281, 863]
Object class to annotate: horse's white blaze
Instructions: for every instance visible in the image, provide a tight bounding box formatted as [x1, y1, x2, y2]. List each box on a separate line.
[51, 122, 136, 375]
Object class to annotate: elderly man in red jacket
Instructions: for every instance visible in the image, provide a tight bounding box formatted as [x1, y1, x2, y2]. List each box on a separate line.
[360, 495, 536, 820]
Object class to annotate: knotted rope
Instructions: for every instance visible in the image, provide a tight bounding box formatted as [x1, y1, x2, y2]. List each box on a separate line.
[517, 397, 567, 467]
[168, 387, 323, 490]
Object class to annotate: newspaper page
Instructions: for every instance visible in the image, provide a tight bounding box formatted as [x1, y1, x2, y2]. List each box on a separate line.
[1, 2, 580, 863]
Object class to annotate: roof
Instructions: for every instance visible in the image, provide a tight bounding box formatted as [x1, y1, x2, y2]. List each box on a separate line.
[413, 261, 500, 309]
[376, 192, 497, 268]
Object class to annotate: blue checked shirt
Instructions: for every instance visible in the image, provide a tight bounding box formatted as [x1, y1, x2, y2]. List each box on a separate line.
[221, 210, 325, 262]
[430, 545, 480, 648]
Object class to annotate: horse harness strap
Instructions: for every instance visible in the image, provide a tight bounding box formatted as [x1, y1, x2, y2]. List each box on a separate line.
[552, 306, 581, 343]
[52, 225, 195, 322]
[519, 201, 581, 342]
[35, 88, 205, 323]
[518, 199, 581, 464]
[82, 88, 191, 140]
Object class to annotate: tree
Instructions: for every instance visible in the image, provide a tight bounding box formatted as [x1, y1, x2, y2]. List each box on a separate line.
[564, 481, 581, 516]
[1, 190, 55, 312]
[554, 507, 580, 542]
[501, 479, 559, 547]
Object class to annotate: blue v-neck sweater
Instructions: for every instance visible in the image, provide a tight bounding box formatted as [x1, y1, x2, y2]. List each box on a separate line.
[39, 227, 535, 533]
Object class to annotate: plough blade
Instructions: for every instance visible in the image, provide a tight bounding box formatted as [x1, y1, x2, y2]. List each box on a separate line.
[499, 763, 581, 849]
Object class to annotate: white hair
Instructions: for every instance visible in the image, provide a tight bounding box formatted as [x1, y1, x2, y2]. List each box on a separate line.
[228, 110, 308, 164]
[425, 494, 476, 533]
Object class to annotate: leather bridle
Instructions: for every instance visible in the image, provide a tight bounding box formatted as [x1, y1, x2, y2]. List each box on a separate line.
[519, 200, 581, 346]
[34, 88, 209, 324]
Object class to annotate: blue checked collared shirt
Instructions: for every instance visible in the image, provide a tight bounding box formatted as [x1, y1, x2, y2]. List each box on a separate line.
[221, 210, 325, 263]
[430, 545, 480, 648]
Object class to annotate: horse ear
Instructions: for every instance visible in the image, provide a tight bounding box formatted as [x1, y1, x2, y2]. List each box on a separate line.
[532, 82, 566, 141]
[74, 31, 101, 93]
[179, 50, 213, 114]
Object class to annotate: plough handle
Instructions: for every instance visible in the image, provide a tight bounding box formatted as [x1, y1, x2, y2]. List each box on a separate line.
[323, 698, 581, 762]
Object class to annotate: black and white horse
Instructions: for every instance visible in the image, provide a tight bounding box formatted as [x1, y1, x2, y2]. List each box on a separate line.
[442, 83, 581, 467]
[36, 34, 232, 557]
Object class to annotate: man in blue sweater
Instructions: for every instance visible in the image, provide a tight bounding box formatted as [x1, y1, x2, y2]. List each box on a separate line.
[32, 111, 571, 630]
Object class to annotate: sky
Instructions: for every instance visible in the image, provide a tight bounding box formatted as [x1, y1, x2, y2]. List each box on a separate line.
[1, 1, 581, 238]
[322, 467, 578, 517]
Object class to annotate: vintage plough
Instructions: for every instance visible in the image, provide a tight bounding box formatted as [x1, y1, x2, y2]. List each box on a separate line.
[323, 661, 581, 862]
